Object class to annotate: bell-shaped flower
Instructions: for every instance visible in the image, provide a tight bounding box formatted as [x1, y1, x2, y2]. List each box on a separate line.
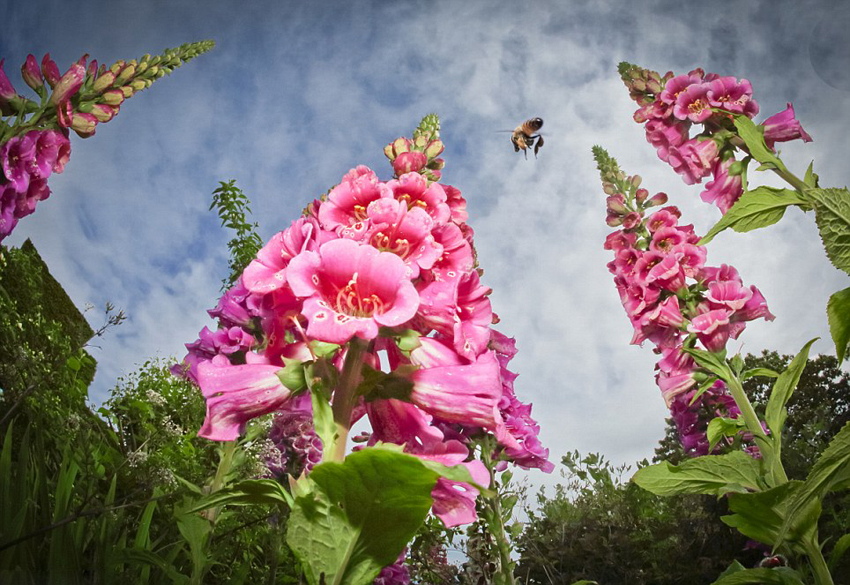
[287, 238, 419, 343]
[706, 76, 758, 116]
[706, 279, 754, 311]
[659, 73, 703, 105]
[688, 308, 733, 352]
[429, 223, 474, 281]
[732, 285, 775, 323]
[318, 165, 393, 229]
[763, 103, 813, 148]
[700, 158, 744, 214]
[1, 133, 36, 193]
[197, 362, 292, 441]
[443, 184, 468, 224]
[645, 118, 690, 162]
[243, 217, 328, 294]
[667, 137, 719, 185]
[388, 172, 451, 226]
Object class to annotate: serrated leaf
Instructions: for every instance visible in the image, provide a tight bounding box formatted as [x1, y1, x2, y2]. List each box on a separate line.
[808, 187, 850, 275]
[707, 417, 745, 452]
[710, 567, 805, 585]
[286, 447, 468, 585]
[722, 481, 819, 550]
[776, 421, 850, 546]
[827, 287, 850, 363]
[632, 451, 763, 496]
[804, 161, 818, 188]
[765, 339, 817, 440]
[732, 115, 787, 173]
[699, 187, 807, 245]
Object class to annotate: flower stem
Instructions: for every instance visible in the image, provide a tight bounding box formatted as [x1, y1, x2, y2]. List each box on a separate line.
[329, 338, 367, 462]
[206, 440, 237, 524]
[804, 539, 835, 585]
[480, 440, 516, 585]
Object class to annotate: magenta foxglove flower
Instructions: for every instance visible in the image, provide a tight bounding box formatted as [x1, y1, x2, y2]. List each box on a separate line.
[673, 83, 713, 123]
[318, 166, 392, 229]
[49, 62, 86, 105]
[763, 103, 813, 147]
[667, 138, 719, 185]
[1, 133, 36, 193]
[388, 172, 451, 226]
[243, 217, 327, 294]
[21, 54, 43, 91]
[706, 76, 757, 116]
[287, 238, 419, 343]
[197, 362, 292, 441]
[687, 309, 733, 352]
[659, 73, 703, 105]
[40, 54, 60, 88]
[701, 158, 744, 214]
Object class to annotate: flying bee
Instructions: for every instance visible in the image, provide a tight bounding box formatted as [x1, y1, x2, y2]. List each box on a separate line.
[511, 117, 544, 159]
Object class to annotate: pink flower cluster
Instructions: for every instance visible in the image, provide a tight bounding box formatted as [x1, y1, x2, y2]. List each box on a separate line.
[621, 64, 812, 214]
[175, 132, 551, 527]
[0, 129, 70, 240]
[602, 163, 774, 455]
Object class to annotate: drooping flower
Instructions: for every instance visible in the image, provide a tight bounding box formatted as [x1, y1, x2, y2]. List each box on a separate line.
[762, 103, 813, 148]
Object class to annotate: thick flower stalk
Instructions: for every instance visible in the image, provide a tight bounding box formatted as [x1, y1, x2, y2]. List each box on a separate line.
[0, 40, 214, 242]
[594, 146, 774, 456]
[619, 62, 812, 214]
[175, 114, 552, 529]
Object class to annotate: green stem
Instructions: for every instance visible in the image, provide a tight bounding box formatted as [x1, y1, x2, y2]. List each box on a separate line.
[206, 440, 237, 524]
[329, 338, 367, 462]
[804, 539, 834, 585]
[726, 373, 788, 486]
[480, 441, 516, 585]
[771, 166, 809, 193]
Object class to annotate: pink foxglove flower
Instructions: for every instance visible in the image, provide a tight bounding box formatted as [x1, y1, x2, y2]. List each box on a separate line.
[49, 62, 86, 105]
[287, 238, 419, 343]
[763, 103, 813, 147]
[667, 138, 719, 185]
[706, 76, 757, 116]
[673, 83, 713, 123]
[701, 158, 744, 214]
[318, 165, 392, 229]
[197, 362, 292, 441]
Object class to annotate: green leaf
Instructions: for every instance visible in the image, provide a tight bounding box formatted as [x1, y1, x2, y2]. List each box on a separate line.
[707, 417, 745, 452]
[732, 114, 788, 172]
[765, 339, 817, 440]
[710, 567, 805, 585]
[310, 386, 336, 462]
[185, 479, 293, 514]
[807, 187, 850, 275]
[699, 186, 808, 245]
[632, 451, 763, 496]
[804, 161, 818, 188]
[776, 421, 850, 545]
[689, 375, 719, 405]
[66, 356, 81, 371]
[829, 533, 850, 570]
[827, 287, 850, 363]
[722, 482, 819, 550]
[682, 347, 732, 382]
[286, 447, 470, 585]
[277, 360, 307, 392]
[716, 560, 746, 579]
[309, 341, 340, 358]
[569, 581, 599, 585]
[741, 367, 780, 381]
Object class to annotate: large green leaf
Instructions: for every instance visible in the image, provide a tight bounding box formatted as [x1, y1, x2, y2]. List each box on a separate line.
[808, 187, 850, 275]
[699, 187, 808, 245]
[829, 533, 850, 570]
[707, 417, 745, 452]
[827, 287, 850, 363]
[776, 421, 850, 545]
[710, 566, 805, 585]
[286, 446, 477, 585]
[632, 451, 763, 496]
[765, 339, 817, 440]
[722, 482, 819, 550]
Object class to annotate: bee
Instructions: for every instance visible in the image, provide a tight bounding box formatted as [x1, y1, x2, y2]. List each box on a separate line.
[511, 117, 544, 158]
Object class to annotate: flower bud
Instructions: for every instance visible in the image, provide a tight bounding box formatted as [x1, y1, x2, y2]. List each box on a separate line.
[635, 188, 649, 204]
[0, 59, 17, 102]
[130, 79, 146, 91]
[135, 61, 148, 74]
[424, 139, 444, 159]
[41, 54, 61, 88]
[647, 192, 668, 207]
[147, 65, 159, 77]
[90, 103, 117, 122]
[49, 63, 86, 105]
[93, 71, 116, 93]
[606, 194, 627, 214]
[727, 160, 746, 176]
[602, 182, 616, 195]
[56, 100, 74, 128]
[120, 86, 135, 98]
[70, 112, 98, 137]
[427, 157, 445, 170]
[391, 137, 409, 157]
[21, 54, 43, 91]
[116, 64, 136, 84]
[630, 175, 642, 188]
[110, 60, 125, 75]
[76, 54, 89, 68]
[392, 151, 427, 175]
[100, 88, 125, 106]
[413, 135, 428, 150]
[383, 143, 395, 160]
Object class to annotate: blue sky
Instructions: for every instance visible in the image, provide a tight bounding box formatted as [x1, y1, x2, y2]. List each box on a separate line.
[3, 0, 849, 493]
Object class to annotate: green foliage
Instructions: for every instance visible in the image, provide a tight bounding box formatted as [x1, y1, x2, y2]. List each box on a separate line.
[808, 187, 850, 276]
[633, 451, 764, 496]
[210, 180, 263, 290]
[827, 287, 850, 363]
[699, 187, 808, 245]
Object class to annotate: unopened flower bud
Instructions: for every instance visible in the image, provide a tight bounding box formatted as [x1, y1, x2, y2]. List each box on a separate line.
[635, 188, 649, 204]
[130, 79, 146, 91]
[647, 192, 668, 207]
[424, 139, 444, 159]
[116, 64, 136, 84]
[70, 111, 98, 137]
[110, 60, 125, 75]
[87, 59, 98, 78]
[727, 161, 746, 176]
[100, 88, 125, 106]
[606, 194, 627, 214]
[90, 103, 117, 122]
[606, 212, 623, 227]
[76, 54, 89, 68]
[93, 71, 116, 92]
[120, 86, 135, 98]
[135, 61, 148, 74]
[427, 157, 445, 170]
[41, 54, 61, 88]
[630, 175, 642, 188]
[21, 54, 43, 91]
[147, 65, 159, 77]
[49, 63, 86, 105]
[393, 151, 427, 176]
[602, 182, 616, 195]
[391, 137, 409, 157]
[413, 135, 428, 150]
[646, 79, 662, 94]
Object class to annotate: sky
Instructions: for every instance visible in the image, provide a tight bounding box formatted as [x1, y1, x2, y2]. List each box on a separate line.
[3, 0, 849, 495]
